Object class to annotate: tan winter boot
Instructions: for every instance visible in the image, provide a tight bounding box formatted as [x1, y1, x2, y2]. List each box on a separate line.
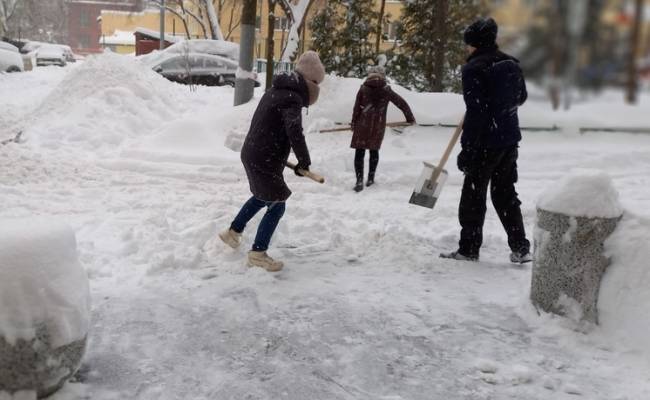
[247, 251, 284, 272]
[218, 229, 242, 249]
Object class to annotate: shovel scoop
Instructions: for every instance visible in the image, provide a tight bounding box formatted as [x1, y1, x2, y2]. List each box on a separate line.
[409, 116, 464, 210]
[409, 162, 449, 209]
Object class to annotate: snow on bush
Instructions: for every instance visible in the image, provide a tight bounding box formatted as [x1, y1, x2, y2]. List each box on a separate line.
[536, 169, 623, 218]
[600, 214, 650, 356]
[0, 219, 90, 347]
[24, 52, 183, 152]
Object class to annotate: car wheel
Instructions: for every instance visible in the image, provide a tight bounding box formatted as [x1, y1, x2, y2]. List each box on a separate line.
[6, 66, 21, 73]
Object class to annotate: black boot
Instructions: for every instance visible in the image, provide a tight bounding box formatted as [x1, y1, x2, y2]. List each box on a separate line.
[354, 149, 365, 192]
[366, 172, 375, 187]
[367, 150, 378, 187]
[354, 169, 364, 192]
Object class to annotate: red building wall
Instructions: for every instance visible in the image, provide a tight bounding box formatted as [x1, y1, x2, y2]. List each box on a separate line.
[67, 1, 142, 54]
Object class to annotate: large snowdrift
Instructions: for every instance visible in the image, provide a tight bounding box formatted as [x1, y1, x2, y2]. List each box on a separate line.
[23, 52, 184, 152]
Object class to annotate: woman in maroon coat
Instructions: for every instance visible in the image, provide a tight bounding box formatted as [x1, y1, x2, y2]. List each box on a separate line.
[350, 66, 415, 192]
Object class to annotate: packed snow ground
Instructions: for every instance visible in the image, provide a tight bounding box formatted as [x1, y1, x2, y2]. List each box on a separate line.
[1, 54, 650, 399]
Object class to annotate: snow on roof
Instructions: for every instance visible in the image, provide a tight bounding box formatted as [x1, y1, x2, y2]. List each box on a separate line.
[164, 39, 239, 61]
[135, 27, 184, 43]
[100, 30, 136, 46]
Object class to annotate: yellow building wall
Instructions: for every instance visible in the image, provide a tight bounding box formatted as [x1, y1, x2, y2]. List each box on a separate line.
[115, 44, 135, 54]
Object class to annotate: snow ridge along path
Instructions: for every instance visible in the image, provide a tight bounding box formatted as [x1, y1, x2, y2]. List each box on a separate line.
[1, 55, 649, 400]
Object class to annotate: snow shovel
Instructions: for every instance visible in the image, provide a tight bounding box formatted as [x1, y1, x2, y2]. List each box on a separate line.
[285, 161, 325, 184]
[409, 115, 465, 209]
[320, 121, 414, 133]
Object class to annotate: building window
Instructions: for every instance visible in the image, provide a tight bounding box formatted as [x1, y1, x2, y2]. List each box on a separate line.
[79, 9, 90, 28]
[274, 16, 289, 31]
[383, 21, 400, 41]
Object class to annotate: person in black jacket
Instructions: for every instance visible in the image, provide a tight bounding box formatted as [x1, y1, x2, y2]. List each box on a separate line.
[440, 18, 532, 264]
[219, 51, 325, 272]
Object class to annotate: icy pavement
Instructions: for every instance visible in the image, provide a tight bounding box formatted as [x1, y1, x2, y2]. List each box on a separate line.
[1, 60, 650, 399]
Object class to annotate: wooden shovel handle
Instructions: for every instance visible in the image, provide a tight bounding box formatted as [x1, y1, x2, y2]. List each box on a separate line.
[285, 161, 325, 184]
[429, 115, 465, 183]
[320, 121, 414, 133]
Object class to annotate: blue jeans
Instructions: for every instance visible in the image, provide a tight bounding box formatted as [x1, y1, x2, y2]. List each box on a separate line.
[230, 196, 286, 251]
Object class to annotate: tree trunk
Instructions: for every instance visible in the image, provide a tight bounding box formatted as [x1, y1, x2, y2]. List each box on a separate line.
[204, 0, 225, 40]
[279, 0, 315, 62]
[266, 0, 276, 90]
[626, 0, 643, 104]
[375, 0, 386, 55]
[234, 0, 257, 106]
[432, 0, 448, 92]
[548, 0, 564, 110]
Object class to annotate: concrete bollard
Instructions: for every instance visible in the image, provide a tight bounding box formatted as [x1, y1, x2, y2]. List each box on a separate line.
[531, 171, 623, 324]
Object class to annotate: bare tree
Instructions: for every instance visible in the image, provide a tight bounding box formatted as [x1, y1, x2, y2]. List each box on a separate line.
[266, 0, 276, 89]
[626, 0, 643, 104]
[219, 0, 242, 41]
[202, 0, 224, 40]
[278, 0, 314, 62]
[375, 0, 386, 54]
[0, 0, 20, 37]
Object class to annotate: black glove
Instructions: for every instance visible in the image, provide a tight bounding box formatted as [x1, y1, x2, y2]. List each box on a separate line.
[294, 163, 310, 177]
[457, 147, 476, 174]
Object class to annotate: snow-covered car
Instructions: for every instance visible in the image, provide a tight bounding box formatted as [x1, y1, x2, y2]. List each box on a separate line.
[0, 41, 24, 72]
[148, 52, 259, 87]
[164, 39, 240, 61]
[35, 45, 67, 67]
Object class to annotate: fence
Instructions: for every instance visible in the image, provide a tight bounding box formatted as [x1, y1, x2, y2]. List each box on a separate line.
[256, 59, 295, 74]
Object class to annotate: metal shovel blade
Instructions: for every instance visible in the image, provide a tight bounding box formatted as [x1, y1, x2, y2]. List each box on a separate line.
[409, 162, 448, 209]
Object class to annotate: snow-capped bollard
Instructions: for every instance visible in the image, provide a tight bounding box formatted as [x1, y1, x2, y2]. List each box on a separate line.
[0, 219, 90, 399]
[531, 171, 623, 324]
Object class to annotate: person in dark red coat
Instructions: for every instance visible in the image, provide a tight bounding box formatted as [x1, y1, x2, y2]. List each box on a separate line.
[350, 66, 415, 192]
[219, 51, 326, 272]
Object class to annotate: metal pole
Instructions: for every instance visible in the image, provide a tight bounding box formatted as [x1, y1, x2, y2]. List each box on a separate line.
[160, 0, 166, 50]
[234, 0, 257, 106]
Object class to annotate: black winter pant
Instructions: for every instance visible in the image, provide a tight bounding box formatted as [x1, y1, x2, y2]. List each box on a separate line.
[354, 149, 379, 181]
[458, 146, 530, 257]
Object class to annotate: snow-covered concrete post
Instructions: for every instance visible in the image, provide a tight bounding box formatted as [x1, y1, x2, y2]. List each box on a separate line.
[234, 0, 257, 106]
[531, 172, 623, 323]
[0, 220, 90, 398]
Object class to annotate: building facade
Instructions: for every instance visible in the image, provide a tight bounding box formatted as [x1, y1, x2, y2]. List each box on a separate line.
[66, 0, 144, 54]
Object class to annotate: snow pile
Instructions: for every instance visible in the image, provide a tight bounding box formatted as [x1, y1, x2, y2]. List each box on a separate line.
[600, 214, 650, 356]
[25, 52, 182, 152]
[122, 100, 256, 165]
[0, 219, 90, 348]
[536, 170, 623, 218]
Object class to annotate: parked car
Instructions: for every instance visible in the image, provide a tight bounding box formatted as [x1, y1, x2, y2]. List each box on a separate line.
[147, 52, 260, 87]
[0, 41, 24, 72]
[35, 45, 67, 67]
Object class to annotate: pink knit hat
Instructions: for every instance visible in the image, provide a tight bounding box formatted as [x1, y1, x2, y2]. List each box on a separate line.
[295, 51, 326, 84]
